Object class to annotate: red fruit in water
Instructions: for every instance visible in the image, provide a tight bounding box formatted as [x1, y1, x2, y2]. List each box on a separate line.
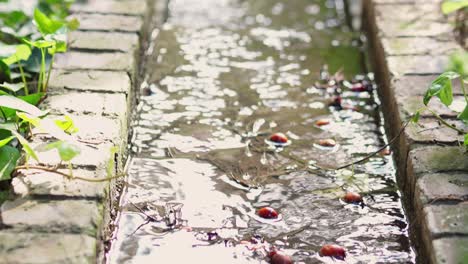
[351, 82, 366, 92]
[380, 148, 391, 156]
[271, 252, 293, 264]
[344, 192, 362, 203]
[257, 207, 279, 219]
[318, 139, 336, 147]
[319, 244, 346, 260]
[270, 133, 288, 144]
[315, 119, 330, 126]
[329, 96, 342, 107]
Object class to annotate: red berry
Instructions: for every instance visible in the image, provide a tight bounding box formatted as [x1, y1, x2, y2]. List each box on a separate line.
[379, 148, 391, 156]
[257, 207, 279, 219]
[318, 139, 336, 147]
[319, 244, 346, 260]
[343, 192, 362, 203]
[271, 252, 293, 264]
[351, 82, 366, 92]
[315, 119, 330, 126]
[270, 133, 288, 144]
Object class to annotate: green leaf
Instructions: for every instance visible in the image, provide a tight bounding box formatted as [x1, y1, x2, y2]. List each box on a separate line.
[423, 72, 459, 106]
[0, 82, 24, 93]
[411, 111, 421, 123]
[442, 0, 468, 14]
[464, 134, 468, 146]
[447, 51, 468, 78]
[0, 145, 20, 181]
[11, 130, 39, 161]
[37, 140, 80, 162]
[0, 136, 14, 148]
[33, 8, 64, 35]
[18, 93, 45, 106]
[0, 60, 11, 81]
[67, 18, 80, 31]
[23, 39, 55, 49]
[17, 112, 41, 127]
[458, 104, 468, 121]
[107, 146, 118, 177]
[2, 44, 31, 66]
[54, 115, 79, 134]
[0, 95, 45, 117]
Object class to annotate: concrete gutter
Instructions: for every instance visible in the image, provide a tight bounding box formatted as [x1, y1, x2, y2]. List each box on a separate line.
[0, 0, 154, 263]
[364, 0, 468, 263]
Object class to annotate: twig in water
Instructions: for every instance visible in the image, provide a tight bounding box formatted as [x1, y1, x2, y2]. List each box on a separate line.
[336, 120, 410, 170]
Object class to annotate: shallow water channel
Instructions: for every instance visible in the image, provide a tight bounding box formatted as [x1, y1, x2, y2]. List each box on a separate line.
[107, 0, 415, 263]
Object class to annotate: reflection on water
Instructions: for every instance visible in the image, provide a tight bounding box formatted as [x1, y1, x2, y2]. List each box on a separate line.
[108, 0, 415, 263]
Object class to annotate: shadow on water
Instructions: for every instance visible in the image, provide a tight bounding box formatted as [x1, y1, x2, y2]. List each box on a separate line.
[107, 0, 416, 263]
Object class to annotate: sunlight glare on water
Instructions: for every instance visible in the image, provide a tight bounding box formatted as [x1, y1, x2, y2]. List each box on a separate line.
[108, 0, 415, 263]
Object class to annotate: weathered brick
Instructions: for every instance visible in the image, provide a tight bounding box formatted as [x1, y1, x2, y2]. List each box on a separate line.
[54, 52, 135, 72]
[432, 237, 468, 264]
[70, 0, 148, 16]
[69, 31, 139, 53]
[405, 118, 465, 144]
[12, 168, 109, 199]
[29, 139, 115, 169]
[1, 198, 102, 234]
[71, 13, 143, 32]
[49, 70, 131, 94]
[387, 55, 448, 76]
[381, 37, 459, 56]
[32, 114, 122, 143]
[392, 75, 464, 97]
[409, 146, 468, 174]
[425, 204, 468, 236]
[416, 172, 468, 204]
[375, 4, 444, 22]
[396, 94, 463, 119]
[376, 17, 453, 38]
[0, 231, 96, 264]
[42, 92, 127, 118]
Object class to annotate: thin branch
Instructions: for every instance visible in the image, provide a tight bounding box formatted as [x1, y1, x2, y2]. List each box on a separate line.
[14, 165, 125, 182]
[336, 120, 410, 170]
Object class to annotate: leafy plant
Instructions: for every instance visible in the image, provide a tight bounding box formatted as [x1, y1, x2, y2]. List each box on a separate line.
[442, 0, 468, 14]
[413, 51, 468, 147]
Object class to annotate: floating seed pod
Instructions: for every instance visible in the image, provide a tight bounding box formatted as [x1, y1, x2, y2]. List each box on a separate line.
[257, 207, 279, 219]
[319, 244, 346, 260]
[270, 133, 288, 144]
[343, 192, 363, 204]
[315, 119, 330, 126]
[270, 252, 293, 264]
[318, 139, 336, 147]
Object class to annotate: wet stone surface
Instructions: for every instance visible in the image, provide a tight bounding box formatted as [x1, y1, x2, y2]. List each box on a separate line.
[109, 0, 414, 263]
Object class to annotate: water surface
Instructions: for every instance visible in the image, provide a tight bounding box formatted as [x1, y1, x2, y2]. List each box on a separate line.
[108, 0, 415, 263]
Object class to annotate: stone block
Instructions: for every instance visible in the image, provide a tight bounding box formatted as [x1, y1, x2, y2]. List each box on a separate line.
[49, 70, 131, 94]
[424, 204, 468, 236]
[70, 0, 148, 16]
[396, 94, 463, 119]
[409, 146, 468, 174]
[1, 198, 102, 234]
[432, 237, 468, 264]
[381, 37, 459, 56]
[71, 13, 143, 33]
[387, 55, 448, 76]
[29, 139, 115, 169]
[375, 4, 444, 22]
[405, 118, 465, 144]
[392, 75, 464, 97]
[42, 91, 127, 118]
[12, 167, 109, 199]
[69, 31, 139, 53]
[54, 52, 135, 72]
[0, 231, 96, 264]
[32, 114, 122, 144]
[417, 172, 468, 204]
[376, 17, 453, 38]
